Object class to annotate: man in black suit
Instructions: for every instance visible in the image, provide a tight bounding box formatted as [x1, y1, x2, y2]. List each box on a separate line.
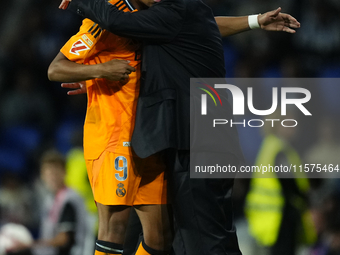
[58, 0, 300, 253]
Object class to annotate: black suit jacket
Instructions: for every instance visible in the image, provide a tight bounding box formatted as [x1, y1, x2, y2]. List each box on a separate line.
[67, 0, 243, 160]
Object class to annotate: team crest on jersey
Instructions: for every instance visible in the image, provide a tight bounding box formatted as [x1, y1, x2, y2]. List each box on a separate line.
[70, 39, 90, 55]
[116, 183, 126, 197]
[123, 142, 131, 147]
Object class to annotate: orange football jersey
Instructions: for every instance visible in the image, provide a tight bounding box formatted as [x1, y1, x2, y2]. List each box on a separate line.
[60, 0, 141, 160]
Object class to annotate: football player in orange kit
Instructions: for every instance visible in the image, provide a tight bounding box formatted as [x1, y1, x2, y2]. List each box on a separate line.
[48, 0, 172, 254]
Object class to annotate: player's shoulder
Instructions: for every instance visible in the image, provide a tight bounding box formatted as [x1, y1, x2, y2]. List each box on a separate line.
[62, 19, 103, 54]
[81, 18, 95, 26]
[80, 18, 103, 34]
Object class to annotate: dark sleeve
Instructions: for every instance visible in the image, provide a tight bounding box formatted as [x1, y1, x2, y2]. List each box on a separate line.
[67, 0, 185, 42]
[58, 202, 76, 233]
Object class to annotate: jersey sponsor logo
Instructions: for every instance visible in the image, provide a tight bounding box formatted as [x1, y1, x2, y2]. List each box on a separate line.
[69, 39, 90, 55]
[116, 183, 126, 197]
[123, 142, 131, 147]
[82, 34, 93, 47]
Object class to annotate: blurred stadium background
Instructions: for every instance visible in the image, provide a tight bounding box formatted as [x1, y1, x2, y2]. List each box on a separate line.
[0, 0, 340, 254]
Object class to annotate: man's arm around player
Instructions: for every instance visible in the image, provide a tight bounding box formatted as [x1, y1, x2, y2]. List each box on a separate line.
[59, 0, 300, 39]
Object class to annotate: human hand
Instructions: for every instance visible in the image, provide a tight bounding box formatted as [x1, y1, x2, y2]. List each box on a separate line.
[59, 0, 71, 10]
[258, 7, 300, 33]
[61, 81, 87, 95]
[99, 59, 136, 81]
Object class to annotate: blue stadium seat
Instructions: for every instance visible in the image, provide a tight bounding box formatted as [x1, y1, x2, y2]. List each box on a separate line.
[0, 126, 41, 154]
[0, 146, 26, 174]
[55, 120, 83, 155]
[320, 65, 340, 78]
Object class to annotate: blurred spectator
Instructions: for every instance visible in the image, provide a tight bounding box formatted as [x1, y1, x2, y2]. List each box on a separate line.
[245, 110, 316, 255]
[64, 131, 97, 254]
[8, 150, 89, 255]
[65, 130, 97, 216]
[309, 189, 340, 255]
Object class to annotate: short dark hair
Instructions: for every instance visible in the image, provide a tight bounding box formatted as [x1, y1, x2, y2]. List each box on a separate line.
[40, 150, 66, 170]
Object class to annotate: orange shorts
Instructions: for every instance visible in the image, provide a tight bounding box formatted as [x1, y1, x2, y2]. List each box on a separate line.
[85, 150, 167, 206]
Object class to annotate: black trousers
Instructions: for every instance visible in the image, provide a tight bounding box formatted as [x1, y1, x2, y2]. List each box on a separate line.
[166, 150, 242, 255]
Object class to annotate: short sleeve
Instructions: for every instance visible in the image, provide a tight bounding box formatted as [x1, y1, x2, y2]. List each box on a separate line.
[60, 18, 102, 63]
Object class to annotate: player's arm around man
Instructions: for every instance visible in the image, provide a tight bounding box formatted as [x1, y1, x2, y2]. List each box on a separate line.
[48, 52, 135, 82]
